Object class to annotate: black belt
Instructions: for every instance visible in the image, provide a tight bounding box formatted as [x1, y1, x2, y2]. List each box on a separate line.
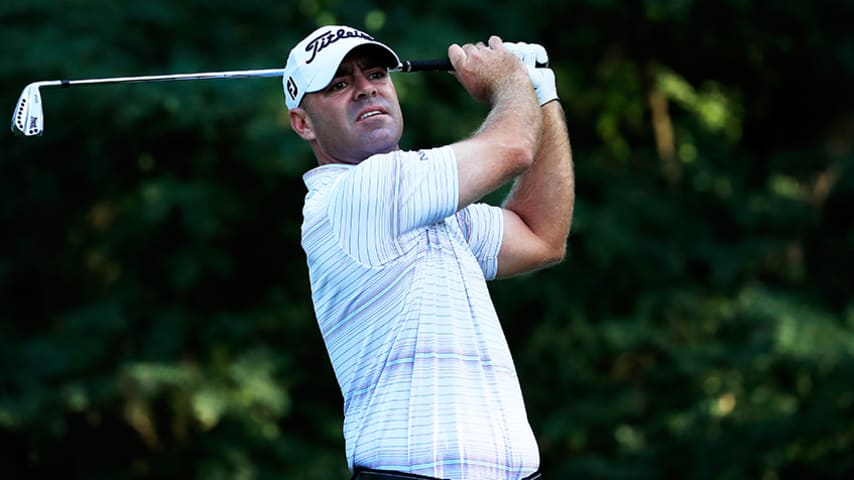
[351, 467, 542, 480]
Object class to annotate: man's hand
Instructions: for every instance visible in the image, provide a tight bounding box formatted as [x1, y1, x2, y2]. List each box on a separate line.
[527, 67, 558, 106]
[448, 36, 530, 103]
[505, 41, 559, 106]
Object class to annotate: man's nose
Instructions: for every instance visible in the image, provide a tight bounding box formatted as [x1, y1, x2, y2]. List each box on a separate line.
[353, 72, 377, 100]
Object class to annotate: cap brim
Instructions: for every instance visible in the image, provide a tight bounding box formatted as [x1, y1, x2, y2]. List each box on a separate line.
[304, 42, 400, 95]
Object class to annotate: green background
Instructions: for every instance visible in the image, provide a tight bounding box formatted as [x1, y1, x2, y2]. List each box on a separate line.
[1, 0, 853, 478]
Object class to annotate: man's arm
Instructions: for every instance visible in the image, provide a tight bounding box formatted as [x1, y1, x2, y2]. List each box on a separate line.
[496, 100, 574, 278]
[447, 36, 543, 209]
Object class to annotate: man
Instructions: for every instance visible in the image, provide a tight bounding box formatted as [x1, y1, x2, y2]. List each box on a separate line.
[284, 25, 574, 480]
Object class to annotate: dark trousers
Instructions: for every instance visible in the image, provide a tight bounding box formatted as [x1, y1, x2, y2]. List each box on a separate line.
[351, 467, 542, 480]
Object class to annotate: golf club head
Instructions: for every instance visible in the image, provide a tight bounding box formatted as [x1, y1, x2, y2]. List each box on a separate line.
[12, 83, 45, 136]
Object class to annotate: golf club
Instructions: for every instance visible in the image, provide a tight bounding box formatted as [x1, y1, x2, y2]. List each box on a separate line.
[10, 59, 464, 137]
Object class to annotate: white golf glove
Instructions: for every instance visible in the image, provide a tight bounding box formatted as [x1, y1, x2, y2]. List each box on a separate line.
[527, 66, 558, 106]
[505, 41, 558, 106]
[505, 42, 548, 68]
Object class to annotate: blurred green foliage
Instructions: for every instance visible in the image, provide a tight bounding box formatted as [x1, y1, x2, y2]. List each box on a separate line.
[1, 0, 852, 479]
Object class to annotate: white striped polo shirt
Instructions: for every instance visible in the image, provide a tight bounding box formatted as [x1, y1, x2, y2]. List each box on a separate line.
[301, 145, 539, 479]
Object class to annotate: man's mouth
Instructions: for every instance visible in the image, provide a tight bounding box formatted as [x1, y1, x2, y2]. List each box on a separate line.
[357, 108, 386, 121]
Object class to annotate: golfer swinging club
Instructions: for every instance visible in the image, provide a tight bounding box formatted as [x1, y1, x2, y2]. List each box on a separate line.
[285, 25, 574, 480]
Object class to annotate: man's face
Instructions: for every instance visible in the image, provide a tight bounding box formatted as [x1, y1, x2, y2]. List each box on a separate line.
[297, 47, 404, 165]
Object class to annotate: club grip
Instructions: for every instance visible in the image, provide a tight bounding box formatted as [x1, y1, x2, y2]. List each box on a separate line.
[397, 59, 453, 72]
[397, 58, 550, 73]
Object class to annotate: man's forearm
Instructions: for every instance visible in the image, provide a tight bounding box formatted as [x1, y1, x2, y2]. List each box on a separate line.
[475, 71, 543, 162]
[502, 101, 574, 252]
[451, 51, 544, 209]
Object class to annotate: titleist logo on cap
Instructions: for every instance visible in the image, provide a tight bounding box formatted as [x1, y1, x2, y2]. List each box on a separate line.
[304, 28, 375, 64]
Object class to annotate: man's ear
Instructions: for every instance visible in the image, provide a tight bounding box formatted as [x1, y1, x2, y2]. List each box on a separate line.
[289, 108, 316, 141]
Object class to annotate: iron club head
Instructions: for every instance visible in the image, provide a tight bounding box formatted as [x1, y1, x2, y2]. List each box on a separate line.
[12, 82, 46, 137]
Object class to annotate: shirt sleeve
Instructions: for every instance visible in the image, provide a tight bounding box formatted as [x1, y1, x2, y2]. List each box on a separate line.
[455, 203, 505, 280]
[326, 146, 459, 266]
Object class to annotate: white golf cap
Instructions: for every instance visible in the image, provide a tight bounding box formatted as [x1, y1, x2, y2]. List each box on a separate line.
[283, 25, 401, 109]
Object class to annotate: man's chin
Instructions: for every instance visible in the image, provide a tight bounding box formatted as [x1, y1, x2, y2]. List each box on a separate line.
[360, 133, 401, 156]
[354, 146, 396, 163]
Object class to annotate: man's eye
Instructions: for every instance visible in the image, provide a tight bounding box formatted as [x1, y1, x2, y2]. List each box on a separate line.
[329, 81, 347, 92]
[369, 71, 386, 80]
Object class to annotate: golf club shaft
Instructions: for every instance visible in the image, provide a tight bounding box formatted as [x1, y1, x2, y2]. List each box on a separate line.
[38, 59, 453, 90]
[28, 56, 543, 90]
[53, 68, 285, 89]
